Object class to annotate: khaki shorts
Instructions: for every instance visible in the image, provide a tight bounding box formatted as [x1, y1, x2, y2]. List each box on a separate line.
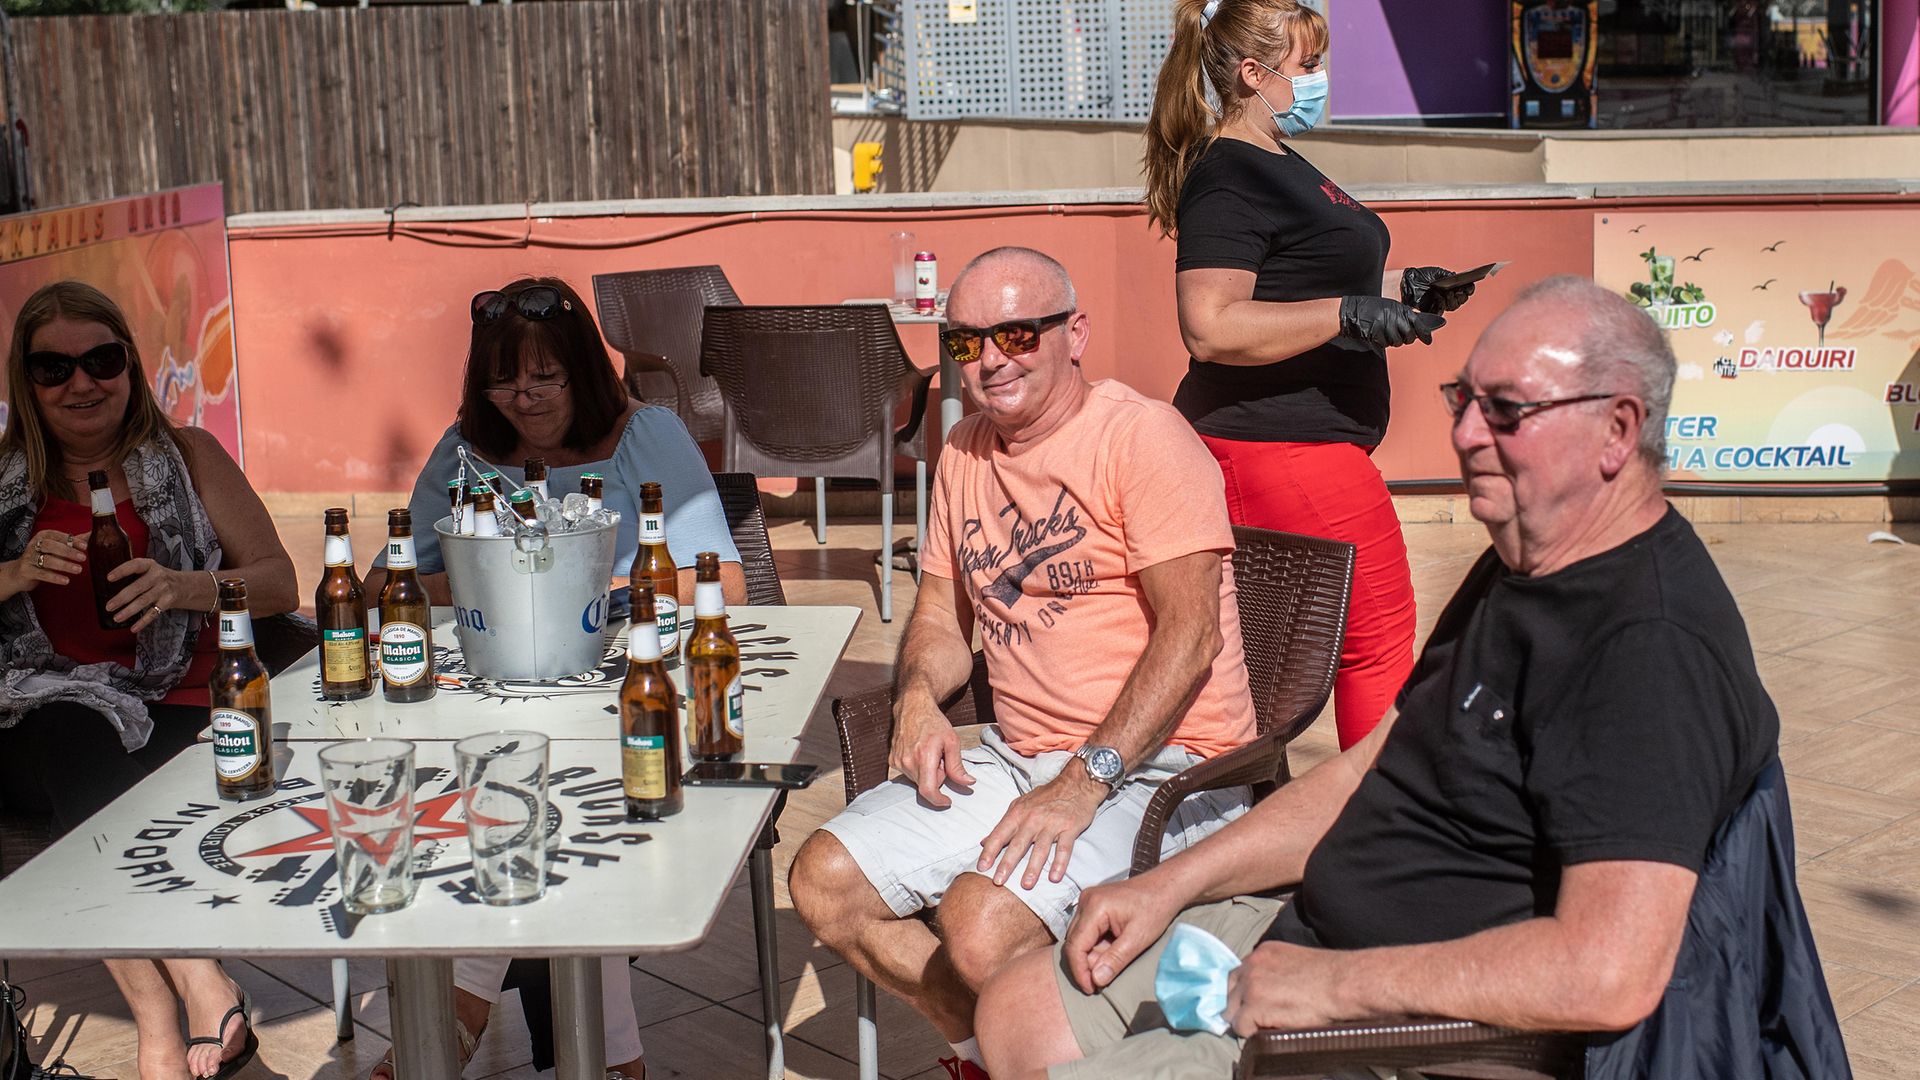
[818, 726, 1249, 938]
[1050, 896, 1285, 1080]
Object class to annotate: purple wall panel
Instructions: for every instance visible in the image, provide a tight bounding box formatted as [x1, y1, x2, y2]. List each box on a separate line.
[1330, 0, 1508, 120]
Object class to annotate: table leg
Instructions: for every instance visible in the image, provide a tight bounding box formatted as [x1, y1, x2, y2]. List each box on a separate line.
[751, 795, 787, 1080]
[386, 957, 459, 1080]
[550, 957, 607, 1080]
[939, 351, 962, 440]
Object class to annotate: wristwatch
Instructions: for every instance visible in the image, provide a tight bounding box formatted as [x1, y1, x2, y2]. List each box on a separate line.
[1073, 744, 1126, 792]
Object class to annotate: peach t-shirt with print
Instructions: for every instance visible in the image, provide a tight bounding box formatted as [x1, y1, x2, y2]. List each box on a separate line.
[921, 379, 1257, 759]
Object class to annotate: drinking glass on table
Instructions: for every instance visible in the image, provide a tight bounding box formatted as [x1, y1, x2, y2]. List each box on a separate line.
[455, 731, 552, 906]
[891, 230, 917, 305]
[317, 738, 420, 915]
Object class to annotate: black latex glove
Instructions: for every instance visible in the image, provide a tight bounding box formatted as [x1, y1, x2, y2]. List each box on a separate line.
[1339, 295, 1446, 348]
[1401, 267, 1477, 314]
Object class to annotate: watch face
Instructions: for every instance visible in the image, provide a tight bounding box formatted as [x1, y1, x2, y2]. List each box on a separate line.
[1086, 746, 1124, 781]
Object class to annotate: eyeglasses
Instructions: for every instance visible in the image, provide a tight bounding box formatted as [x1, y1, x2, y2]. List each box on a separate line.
[1439, 382, 1621, 434]
[483, 376, 571, 405]
[939, 311, 1075, 365]
[23, 342, 130, 387]
[471, 286, 573, 325]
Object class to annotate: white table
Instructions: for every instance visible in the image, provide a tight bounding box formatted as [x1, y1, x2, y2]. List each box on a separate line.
[0, 605, 861, 1080]
[273, 605, 860, 747]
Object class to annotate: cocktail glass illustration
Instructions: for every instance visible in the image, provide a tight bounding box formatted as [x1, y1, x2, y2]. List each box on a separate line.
[1798, 286, 1847, 346]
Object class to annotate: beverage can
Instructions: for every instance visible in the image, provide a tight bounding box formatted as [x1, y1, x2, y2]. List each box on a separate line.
[914, 252, 938, 313]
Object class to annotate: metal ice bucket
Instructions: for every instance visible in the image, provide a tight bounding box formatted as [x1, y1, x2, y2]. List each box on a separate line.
[435, 516, 617, 681]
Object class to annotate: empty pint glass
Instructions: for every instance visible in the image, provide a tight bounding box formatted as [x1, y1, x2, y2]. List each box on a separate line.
[317, 739, 419, 915]
[455, 732, 551, 906]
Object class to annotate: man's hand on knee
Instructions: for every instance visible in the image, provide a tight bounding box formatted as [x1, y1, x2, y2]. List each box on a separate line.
[1063, 875, 1184, 994]
[976, 768, 1106, 889]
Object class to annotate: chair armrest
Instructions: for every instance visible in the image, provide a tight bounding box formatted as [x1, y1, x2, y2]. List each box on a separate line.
[1129, 730, 1284, 877]
[1237, 1018, 1582, 1080]
[895, 367, 936, 448]
[254, 612, 320, 678]
[831, 684, 896, 806]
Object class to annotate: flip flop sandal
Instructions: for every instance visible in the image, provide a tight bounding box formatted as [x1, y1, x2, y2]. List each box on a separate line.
[368, 1017, 479, 1080]
[184, 991, 258, 1080]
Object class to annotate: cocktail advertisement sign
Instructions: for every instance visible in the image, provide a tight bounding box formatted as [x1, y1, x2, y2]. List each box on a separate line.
[0, 183, 242, 464]
[1595, 210, 1920, 482]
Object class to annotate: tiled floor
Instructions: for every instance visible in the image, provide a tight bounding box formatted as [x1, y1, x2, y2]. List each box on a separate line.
[12, 513, 1920, 1078]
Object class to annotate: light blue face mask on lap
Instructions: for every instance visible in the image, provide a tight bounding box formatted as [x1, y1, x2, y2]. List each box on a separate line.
[1254, 63, 1330, 137]
[1153, 923, 1244, 1036]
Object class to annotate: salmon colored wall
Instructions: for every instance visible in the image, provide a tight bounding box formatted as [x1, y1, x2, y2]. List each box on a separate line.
[224, 196, 1885, 493]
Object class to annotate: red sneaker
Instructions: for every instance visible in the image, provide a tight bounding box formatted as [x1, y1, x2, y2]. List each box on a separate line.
[938, 1057, 991, 1080]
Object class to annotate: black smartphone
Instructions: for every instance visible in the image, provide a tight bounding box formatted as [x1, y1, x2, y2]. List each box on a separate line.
[683, 762, 821, 790]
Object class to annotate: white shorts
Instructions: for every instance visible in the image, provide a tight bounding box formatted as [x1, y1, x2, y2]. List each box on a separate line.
[818, 726, 1250, 938]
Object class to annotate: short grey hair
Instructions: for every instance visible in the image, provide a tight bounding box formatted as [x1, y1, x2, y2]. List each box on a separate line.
[1510, 275, 1675, 468]
[951, 246, 1078, 312]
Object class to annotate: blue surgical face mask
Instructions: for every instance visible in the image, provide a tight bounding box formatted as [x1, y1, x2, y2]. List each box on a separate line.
[1254, 62, 1329, 137]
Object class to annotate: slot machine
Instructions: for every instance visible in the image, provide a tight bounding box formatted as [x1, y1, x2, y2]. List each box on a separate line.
[1511, 0, 1598, 129]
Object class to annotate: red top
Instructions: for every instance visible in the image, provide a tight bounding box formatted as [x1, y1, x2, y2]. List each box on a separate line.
[32, 496, 218, 706]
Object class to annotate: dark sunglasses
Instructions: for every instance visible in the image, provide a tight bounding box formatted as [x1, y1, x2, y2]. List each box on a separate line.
[1439, 381, 1620, 433]
[471, 286, 574, 325]
[23, 342, 130, 387]
[939, 311, 1074, 365]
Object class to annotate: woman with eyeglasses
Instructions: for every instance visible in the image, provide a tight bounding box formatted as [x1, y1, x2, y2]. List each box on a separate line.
[1144, 0, 1477, 749]
[0, 280, 297, 1080]
[364, 276, 741, 1080]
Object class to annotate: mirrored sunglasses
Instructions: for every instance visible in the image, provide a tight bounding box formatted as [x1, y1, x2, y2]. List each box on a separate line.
[939, 311, 1074, 365]
[471, 286, 573, 325]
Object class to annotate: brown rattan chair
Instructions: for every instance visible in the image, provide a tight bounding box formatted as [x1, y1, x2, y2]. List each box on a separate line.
[699, 304, 933, 623]
[711, 471, 787, 607]
[1238, 1019, 1582, 1079]
[591, 265, 740, 441]
[827, 525, 1355, 1080]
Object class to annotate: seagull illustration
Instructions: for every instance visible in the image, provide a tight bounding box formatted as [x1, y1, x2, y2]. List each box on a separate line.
[1753, 279, 1777, 291]
[1683, 248, 1714, 262]
[1628, 225, 1647, 234]
[1762, 240, 1787, 252]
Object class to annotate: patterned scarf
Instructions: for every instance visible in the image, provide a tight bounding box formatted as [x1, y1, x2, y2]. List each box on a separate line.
[0, 434, 222, 751]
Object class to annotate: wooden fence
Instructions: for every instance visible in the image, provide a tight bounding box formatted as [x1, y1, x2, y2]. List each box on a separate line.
[0, 0, 831, 214]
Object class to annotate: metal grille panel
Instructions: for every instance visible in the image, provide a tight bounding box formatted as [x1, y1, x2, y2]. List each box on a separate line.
[1115, 0, 1175, 123]
[904, 0, 1012, 119]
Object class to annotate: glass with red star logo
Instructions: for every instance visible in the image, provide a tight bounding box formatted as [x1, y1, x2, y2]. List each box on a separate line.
[317, 738, 420, 915]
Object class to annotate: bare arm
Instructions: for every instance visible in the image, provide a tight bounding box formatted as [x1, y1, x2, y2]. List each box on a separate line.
[887, 571, 980, 808]
[976, 551, 1231, 890]
[1382, 268, 1405, 298]
[1227, 859, 1696, 1034]
[1177, 268, 1342, 367]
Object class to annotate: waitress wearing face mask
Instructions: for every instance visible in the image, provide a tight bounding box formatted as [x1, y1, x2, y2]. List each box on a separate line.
[1143, 0, 1475, 749]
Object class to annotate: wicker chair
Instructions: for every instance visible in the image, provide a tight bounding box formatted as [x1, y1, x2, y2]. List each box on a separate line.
[711, 471, 786, 607]
[591, 265, 741, 442]
[827, 526, 1355, 1080]
[699, 304, 933, 623]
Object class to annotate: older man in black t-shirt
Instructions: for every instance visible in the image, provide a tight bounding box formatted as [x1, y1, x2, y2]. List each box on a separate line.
[973, 276, 1781, 1080]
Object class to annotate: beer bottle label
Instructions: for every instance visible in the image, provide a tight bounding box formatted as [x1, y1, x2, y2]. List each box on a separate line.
[474, 507, 502, 538]
[640, 514, 667, 545]
[695, 581, 725, 618]
[91, 486, 116, 517]
[218, 609, 256, 649]
[324, 535, 354, 567]
[655, 596, 680, 651]
[622, 734, 669, 799]
[211, 709, 263, 780]
[380, 622, 430, 684]
[386, 535, 417, 570]
[587, 496, 603, 515]
[627, 621, 664, 661]
[529, 479, 548, 500]
[726, 676, 744, 738]
[322, 627, 369, 683]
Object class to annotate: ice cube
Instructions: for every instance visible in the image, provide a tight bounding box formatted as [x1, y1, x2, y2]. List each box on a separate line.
[588, 509, 618, 527]
[561, 492, 590, 522]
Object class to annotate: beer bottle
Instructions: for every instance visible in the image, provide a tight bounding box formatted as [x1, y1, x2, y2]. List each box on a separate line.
[378, 509, 435, 703]
[524, 457, 549, 500]
[316, 508, 374, 701]
[620, 578, 684, 820]
[86, 470, 132, 630]
[210, 578, 275, 801]
[472, 487, 502, 538]
[580, 473, 605, 514]
[686, 551, 743, 762]
[509, 490, 538, 524]
[630, 481, 680, 659]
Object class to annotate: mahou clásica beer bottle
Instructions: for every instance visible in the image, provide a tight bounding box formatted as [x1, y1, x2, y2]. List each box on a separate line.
[631, 481, 680, 659]
[621, 578, 684, 821]
[686, 551, 743, 762]
[316, 508, 374, 701]
[86, 470, 132, 629]
[210, 578, 275, 801]
[378, 509, 435, 703]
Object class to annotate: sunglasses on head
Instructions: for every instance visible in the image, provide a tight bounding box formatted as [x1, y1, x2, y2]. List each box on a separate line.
[471, 286, 573, 325]
[23, 342, 130, 387]
[939, 311, 1075, 365]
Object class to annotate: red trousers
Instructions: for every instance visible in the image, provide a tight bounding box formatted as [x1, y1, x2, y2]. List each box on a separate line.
[1200, 436, 1416, 749]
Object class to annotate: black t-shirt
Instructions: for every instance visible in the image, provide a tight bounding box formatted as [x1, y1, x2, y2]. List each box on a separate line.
[1171, 138, 1393, 446]
[1266, 507, 1779, 949]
